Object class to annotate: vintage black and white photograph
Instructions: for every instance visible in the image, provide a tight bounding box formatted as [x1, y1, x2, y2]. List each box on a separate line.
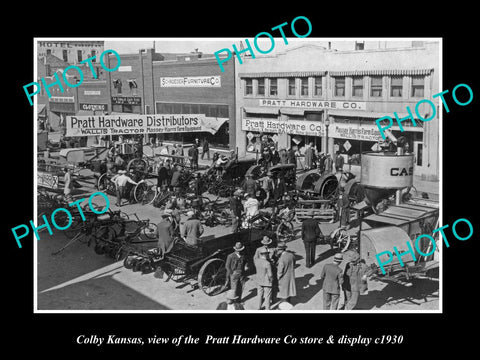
[33, 37, 441, 312]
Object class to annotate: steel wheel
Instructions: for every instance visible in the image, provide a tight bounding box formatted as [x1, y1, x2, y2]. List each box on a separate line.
[134, 180, 157, 204]
[198, 258, 227, 296]
[276, 221, 295, 242]
[97, 173, 116, 195]
[127, 158, 149, 173]
[142, 222, 158, 239]
[331, 227, 351, 252]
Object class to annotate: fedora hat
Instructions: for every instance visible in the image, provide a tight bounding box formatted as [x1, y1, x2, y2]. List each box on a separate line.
[333, 253, 344, 262]
[261, 236, 272, 245]
[233, 242, 245, 252]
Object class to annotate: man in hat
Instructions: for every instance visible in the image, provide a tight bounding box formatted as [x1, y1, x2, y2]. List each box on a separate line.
[201, 138, 210, 160]
[225, 242, 248, 299]
[254, 247, 274, 310]
[335, 151, 344, 175]
[170, 165, 182, 193]
[155, 213, 176, 259]
[287, 147, 297, 170]
[304, 142, 315, 170]
[337, 187, 350, 228]
[111, 169, 139, 207]
[181, 210, 204, 246]
[320, 253, 344, 310]
[254, 236, 276, 261]
[276, 241, 296, 304]
[188, 144, 199, 171]
[301, 217, 322, 268]
[271, 145, 280, 166]
[342, 252, 369, 310]
[243, 173, 257, 198]
[260, 171, 274, 207]
[216, 290, 245, 310]
[63, 167, 74, 203]
[324, 153, 333, 174]
[229, 189, 243, 232]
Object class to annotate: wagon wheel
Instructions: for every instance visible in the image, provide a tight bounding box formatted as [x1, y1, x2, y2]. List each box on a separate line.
[276, 221, 295, 242]
[127, 158, 149, 173]
[314, 174, 339, 200]
[198, 258, 227, 296]
[134, 180, 157, 204]
[142, 222, 158, 240]
[330, 227, 351, 252]
[97, 173, 116, 195]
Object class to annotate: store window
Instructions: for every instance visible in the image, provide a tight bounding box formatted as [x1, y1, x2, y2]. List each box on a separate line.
[314, 76, 322, 97]
[257, 78, 265, 96]
[46, 49, 52, 55]
[300, 77, 308, 96]
[269, 78, 278, 96]
[370, 76, 383, 97]
[391, 76, 403, 97]
[411, 76, 425, 97]
[352, 77, 363, 97]
[288, 78, 296, 96]
[334, 77, 345, 97]
[245, 79, 253, 95]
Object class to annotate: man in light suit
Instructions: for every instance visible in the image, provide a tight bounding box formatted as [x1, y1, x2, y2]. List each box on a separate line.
[254, 248, 273, 310]
[276, 241, 297, 304]
[320, 253, 344, 310]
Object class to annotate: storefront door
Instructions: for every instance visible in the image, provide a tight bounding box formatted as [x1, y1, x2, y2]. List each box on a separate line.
[413, 141, 423, 173]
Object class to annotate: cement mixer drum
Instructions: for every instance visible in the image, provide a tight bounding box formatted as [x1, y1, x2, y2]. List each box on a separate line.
[361, 152, 414, 189]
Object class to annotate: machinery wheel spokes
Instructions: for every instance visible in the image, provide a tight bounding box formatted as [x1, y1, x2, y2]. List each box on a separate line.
[276, 221, 295, 242]
[134, 180, 157, 205]
[331, 227, 351, 253]
[198, 258, 226, 296]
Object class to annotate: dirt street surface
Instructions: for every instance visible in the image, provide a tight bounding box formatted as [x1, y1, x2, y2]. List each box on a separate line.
[36, 188, 440, 312]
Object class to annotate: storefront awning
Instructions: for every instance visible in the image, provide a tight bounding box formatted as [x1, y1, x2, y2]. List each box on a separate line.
[329, 109, 421, 119]
[239, 71, 327, 78]
[244, 107, 279, 115]
[329, 69, 433, 76]
[279, 108, 306, 116]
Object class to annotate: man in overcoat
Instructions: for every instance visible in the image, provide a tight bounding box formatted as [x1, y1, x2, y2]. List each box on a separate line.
[276, 241, 296, 304]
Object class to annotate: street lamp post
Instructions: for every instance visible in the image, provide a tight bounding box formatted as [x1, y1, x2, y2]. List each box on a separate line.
[325, 116, 331, 155]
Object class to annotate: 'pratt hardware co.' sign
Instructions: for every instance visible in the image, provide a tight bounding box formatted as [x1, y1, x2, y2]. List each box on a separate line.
[259, 99, 366, 110]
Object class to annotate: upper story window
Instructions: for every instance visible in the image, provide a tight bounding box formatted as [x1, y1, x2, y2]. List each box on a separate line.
[411, 76, 425, 97]
[352, 76, 363, 97]
[300, 77, 308, 96]
[91, 50, 97, 62]
[314, 76, 322, 96]
[391, 76, 403, 97]
[370, 76, 383, 97]
[288, 78, 296, 96]
[62, 49, 68, 62]
[334, 77, 345, 97]
[245, 78, 253, 95]
[269, 78, 278, 96]
[77, 50, 82, 62]
[257, 78, 265, 96]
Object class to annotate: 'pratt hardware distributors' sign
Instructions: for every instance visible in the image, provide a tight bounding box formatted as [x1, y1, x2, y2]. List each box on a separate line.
[242, 118, 324, 137]
[160, 76, 221, 88]
[66, 114, 227, 137]
[259, 99, 366, 110]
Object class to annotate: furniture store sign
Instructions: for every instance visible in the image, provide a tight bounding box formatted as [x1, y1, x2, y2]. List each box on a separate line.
[66, 114, 227, 136]
[159, 76, 221, 87]
[242, 118, 324, 136]
[259, 99, 366, 110]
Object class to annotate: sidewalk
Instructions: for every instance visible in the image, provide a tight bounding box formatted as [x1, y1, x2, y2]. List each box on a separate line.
[413, 175, 440, 201]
